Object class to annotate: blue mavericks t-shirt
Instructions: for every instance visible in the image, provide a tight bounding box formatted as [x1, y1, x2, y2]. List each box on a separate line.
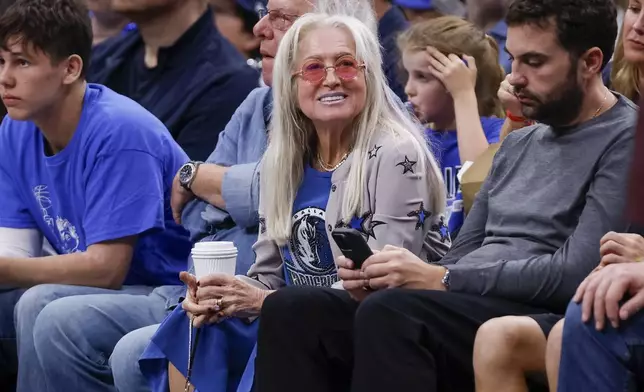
[281, 165, 337, 287]
[0, 84, 192, 286]
[427, 117, 504, 235]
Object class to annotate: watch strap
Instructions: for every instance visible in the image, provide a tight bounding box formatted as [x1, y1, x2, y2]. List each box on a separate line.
[181, 161, 202, 191]
[441, 267, 451, 290]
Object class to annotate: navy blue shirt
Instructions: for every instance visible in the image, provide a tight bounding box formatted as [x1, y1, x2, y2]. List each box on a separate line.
[89, 9, 259, 161]
[378, 6, 409, 102]
[0, 84, 192, 286]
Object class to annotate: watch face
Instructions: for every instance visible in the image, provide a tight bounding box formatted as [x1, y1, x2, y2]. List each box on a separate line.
[179, 164, 194, 184]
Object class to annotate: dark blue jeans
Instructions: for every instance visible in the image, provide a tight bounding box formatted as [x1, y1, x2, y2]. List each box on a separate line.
[558, 301, 644, 392]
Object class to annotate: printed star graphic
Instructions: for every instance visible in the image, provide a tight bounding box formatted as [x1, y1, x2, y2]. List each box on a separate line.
[431, 216, 449, 243]
[368, 145, 382, 160]
[396, 155, 417, 174]
[349, 211, 386, 240]
[407, 201, 432, 230]
[259, 217, 266, 234]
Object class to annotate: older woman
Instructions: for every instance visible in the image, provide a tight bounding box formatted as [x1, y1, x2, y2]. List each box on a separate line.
[140, 7, 448, 392]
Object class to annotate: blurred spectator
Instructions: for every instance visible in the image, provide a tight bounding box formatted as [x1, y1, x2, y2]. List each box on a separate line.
[209, 0, 261, 60]
[89, 0, 259, 161]
[466, 0, 512, 73]
[606, 0, 644, 100]
[0, 0, 193, 391]
[86, 0, 132, 46]
[393, 0, 443, 22]
[374, 0, 409, 101]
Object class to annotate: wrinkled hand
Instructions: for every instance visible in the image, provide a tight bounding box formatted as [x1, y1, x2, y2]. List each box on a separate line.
[600, 232, 644, 266]
[573, 262, 644, 330]
[193, 273, 268, 324]
[362, 245, 446, 291]
[426, 46, 477, 98]
[498, 74, 522, 117]
[171, 173, 196, 225]
[337, 256, 372, 302]
[179, 271, 215, 327]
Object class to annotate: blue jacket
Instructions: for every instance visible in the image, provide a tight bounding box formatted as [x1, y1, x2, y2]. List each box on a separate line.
[182, 87, 272, 275]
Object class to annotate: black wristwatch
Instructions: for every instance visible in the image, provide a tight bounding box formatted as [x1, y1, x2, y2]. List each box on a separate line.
[441, 267, 451, 290]
[178, 161, 202, 191]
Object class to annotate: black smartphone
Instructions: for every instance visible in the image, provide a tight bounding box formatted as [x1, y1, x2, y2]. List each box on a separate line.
[331, 228, 373, 270]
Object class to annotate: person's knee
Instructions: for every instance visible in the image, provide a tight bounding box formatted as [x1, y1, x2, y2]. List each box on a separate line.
[562, 301, 585, 334]
[261, 286, 326, 323]
[354, 289, 407, 332]
[14, 284, 65, 327]
[33, 297, 109, 366]
[111, 324, 159, 390]
[474, 316, 539, 369]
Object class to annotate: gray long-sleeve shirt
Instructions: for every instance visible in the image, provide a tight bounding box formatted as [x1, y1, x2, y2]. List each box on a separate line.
[443, 95, 637, 313]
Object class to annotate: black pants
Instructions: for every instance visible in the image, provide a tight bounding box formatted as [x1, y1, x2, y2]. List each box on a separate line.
[255, 286, 549, 392]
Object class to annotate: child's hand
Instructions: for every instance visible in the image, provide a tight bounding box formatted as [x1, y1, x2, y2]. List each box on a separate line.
[426, 46, 477, 99]
[498, 74, 523, 117]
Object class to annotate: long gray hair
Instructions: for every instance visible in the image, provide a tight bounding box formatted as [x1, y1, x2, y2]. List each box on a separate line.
[261, 12, 445, 244]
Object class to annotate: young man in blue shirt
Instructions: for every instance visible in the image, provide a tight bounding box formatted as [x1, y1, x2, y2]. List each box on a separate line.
[0, 0, 192, 390]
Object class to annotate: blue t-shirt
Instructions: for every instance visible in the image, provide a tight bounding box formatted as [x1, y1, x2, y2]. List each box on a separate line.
[0, 84, 192, 286]
[280, 165, 337, 287]
[427, 117, 504, 235]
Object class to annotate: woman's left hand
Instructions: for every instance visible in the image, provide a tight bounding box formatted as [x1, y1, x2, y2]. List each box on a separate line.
[426, 46, 477, 99]
[362, 245, 447, 291]
[193, 274, 269, 324]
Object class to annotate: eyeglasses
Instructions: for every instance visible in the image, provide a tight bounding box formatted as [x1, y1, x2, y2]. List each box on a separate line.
[292, 55, 366, 84]
[257, 8, 300, 31]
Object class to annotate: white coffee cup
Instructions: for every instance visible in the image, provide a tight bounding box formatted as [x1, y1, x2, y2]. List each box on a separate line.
[191, 241, 238, 279]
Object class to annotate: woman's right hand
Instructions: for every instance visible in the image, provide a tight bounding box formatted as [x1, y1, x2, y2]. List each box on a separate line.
[337, 256, 371, 302]
[498, 74, 523, 117]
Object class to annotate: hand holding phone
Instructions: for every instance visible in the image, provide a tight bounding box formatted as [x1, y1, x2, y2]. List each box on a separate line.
[331, 228, 373, 270]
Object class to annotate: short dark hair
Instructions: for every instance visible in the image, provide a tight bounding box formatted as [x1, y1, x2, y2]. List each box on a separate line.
[506, 0, 617, 69]
[0, 0, 92, 77]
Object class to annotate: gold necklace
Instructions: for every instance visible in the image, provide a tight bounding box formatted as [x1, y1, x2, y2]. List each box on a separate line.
[317, 150, 350, 172]
[593, 90, 609, 119]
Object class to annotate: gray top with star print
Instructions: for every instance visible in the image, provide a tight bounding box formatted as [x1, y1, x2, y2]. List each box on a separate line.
[239, 129, 451, 291]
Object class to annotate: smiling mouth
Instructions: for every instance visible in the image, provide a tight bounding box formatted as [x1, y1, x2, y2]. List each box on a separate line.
[318, 93, 348, 104]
